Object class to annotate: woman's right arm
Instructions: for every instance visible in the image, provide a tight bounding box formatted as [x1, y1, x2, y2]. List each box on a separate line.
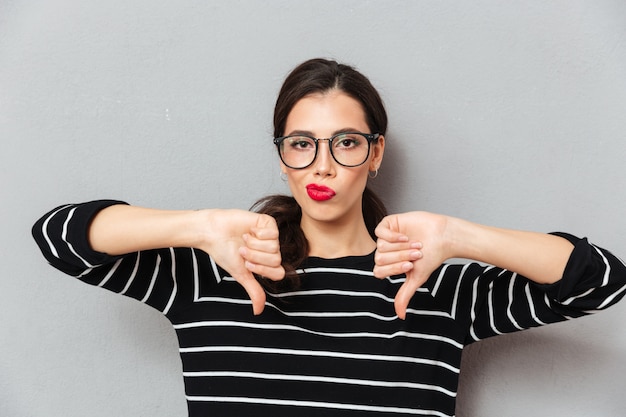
[88, 204, 208, 255]
[32, 200, 285, 315]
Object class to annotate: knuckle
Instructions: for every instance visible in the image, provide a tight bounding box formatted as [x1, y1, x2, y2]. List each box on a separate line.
[373, 251, 381, 261]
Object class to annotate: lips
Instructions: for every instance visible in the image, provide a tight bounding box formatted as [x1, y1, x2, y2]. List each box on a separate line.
[306, 184, 336, 201]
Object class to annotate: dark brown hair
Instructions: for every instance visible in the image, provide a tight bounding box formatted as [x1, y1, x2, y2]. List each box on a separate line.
[273, 58, 388, 138]
[254, 58, 388, 290]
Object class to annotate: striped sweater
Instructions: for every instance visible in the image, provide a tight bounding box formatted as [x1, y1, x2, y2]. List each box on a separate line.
[32, 200, 626, 417]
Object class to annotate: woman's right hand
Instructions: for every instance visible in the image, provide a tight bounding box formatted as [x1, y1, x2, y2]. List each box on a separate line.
[199, 209, 285, 315]
[89, 205, 284, 316]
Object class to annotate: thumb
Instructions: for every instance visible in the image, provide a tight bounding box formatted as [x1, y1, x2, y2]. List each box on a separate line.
[234, 269, 267, 315]
[394, 271, 427, 320]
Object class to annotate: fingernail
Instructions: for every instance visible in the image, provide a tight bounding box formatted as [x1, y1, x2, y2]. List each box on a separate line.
[410, 251, 422, 260]
[410, 242, 423, 249]
[401, 262, 413, 272]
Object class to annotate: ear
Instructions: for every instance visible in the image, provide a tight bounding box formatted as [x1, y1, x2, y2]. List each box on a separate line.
[369, 135, 385, 171]
[279, 159, 288, 175]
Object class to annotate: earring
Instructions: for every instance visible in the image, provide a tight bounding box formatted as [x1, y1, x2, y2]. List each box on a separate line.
[368, 169, 379, 179]
[280, 171, 288, 181]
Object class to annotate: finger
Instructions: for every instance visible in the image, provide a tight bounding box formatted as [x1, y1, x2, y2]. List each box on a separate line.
[375, 248, 423, 267]
[242, 233, 280, 254]
[373, 261, 414, 279]
[245, 260, 286, 281]
[252, 216, 280, 240]
[375, 227, 409, 243]
[376, 238, 422, 253]
[394, 273, 427, 320]
[375, 216, 408, 242]
[394, 285, 412, 320]
[239, 245, 282, 269]
[233, 269, 267, 315]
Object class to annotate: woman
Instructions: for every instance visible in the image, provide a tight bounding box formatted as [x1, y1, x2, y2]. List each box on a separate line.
[33, 58, 626, 417]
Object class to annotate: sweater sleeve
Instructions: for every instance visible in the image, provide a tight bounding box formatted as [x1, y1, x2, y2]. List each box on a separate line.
[31, 200, 222, 316]
[421, 233, 626, 345]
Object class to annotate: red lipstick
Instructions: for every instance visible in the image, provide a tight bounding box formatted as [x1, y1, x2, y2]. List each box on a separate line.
[306, 184, 336, 201]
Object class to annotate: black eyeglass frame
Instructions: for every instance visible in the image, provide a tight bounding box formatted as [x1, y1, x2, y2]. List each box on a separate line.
[273, 132, 380, 169]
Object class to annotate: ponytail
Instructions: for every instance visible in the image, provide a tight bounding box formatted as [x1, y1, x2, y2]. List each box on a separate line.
[362, 187, 387, 240]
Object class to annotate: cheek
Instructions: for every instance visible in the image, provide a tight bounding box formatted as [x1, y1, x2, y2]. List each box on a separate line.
[338, 164, 370, 188]
[284, 171, 304, 194]
[345, 167, 371, 191]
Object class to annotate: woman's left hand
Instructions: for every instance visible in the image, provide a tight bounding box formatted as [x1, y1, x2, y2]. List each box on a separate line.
[373, 211, 452, 319]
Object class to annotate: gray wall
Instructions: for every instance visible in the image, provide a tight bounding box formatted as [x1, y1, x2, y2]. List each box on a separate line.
[2, 1, 625, 416]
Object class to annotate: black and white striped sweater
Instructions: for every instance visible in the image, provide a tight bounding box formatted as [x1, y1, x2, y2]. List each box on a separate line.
[32, 200, 626, 417]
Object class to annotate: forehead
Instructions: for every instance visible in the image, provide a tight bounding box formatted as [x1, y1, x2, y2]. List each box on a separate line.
[284, 91, 369, 136]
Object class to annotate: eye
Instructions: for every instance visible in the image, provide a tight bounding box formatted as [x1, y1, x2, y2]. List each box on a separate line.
[287, 136, 315, 150]
[333, 134, 362, 149]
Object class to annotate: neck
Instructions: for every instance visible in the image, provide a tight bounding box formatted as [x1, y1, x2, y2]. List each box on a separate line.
[302, 214, 376, 259]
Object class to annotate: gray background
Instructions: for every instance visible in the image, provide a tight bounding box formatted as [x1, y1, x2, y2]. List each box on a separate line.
[2, 1, 626, 416]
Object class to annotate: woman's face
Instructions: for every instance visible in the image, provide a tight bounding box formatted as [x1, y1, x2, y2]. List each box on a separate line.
[281, 90, 385, 229]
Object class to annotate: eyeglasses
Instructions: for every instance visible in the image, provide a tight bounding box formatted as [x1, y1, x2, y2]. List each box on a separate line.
[273, 132, 380, 169]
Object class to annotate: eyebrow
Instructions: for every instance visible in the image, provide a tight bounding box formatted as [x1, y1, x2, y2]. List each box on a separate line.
[284, 128, 368, 137]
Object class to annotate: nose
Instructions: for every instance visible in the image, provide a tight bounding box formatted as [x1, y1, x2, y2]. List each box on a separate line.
[313, 139, 335, 176]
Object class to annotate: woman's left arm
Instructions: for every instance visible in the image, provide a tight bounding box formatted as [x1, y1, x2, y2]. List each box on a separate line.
[374, 211, 624, 319]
